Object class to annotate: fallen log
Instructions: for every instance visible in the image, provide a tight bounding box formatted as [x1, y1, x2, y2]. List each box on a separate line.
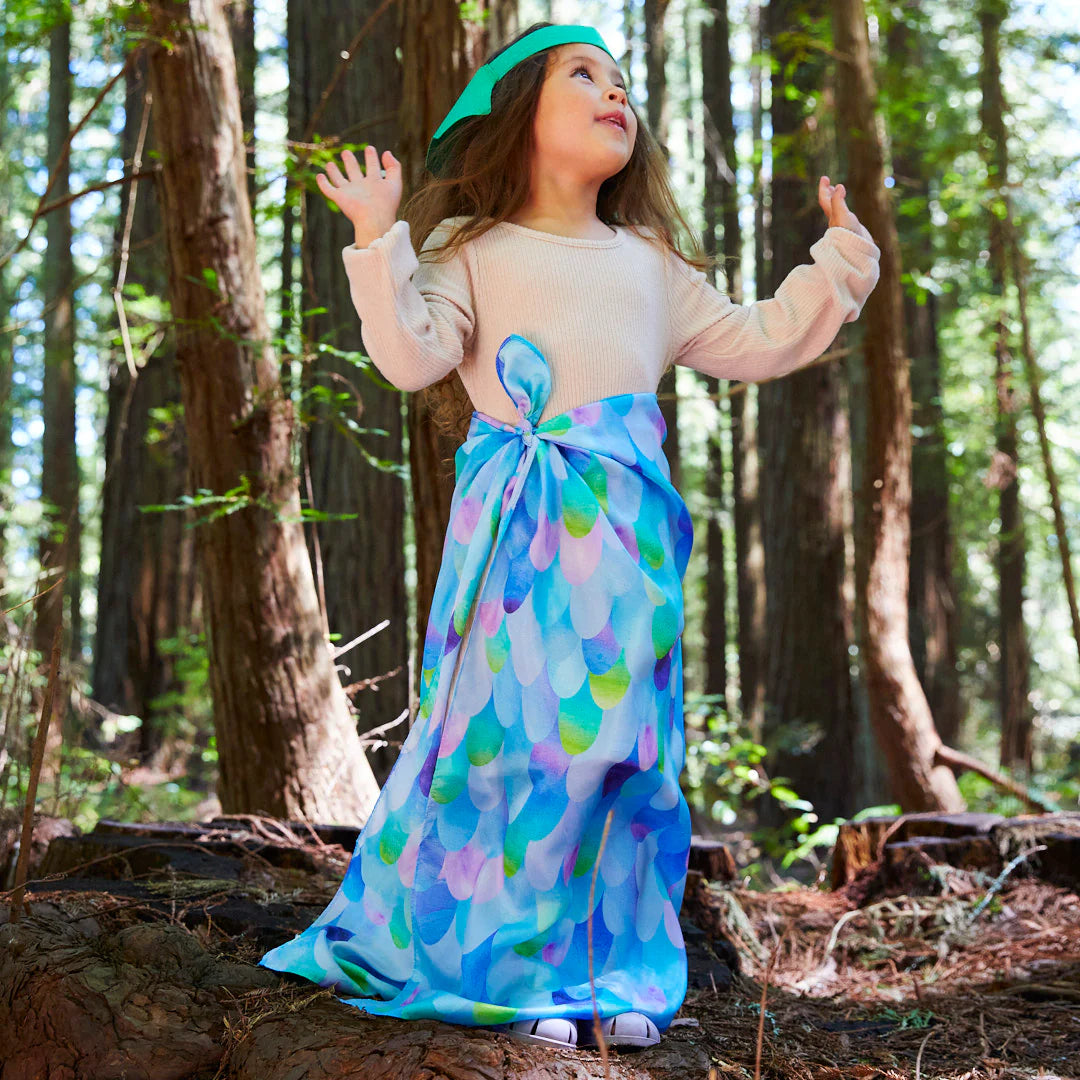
[830, 811, 1080, 895]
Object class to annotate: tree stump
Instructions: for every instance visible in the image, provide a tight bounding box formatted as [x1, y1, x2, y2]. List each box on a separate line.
[830, 811, 1080, 895]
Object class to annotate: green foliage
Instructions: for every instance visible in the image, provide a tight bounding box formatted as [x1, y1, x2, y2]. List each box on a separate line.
[0, 627, 216, 833]
[956, 766, 1073, 818]
[872, 1007, 936, 1030]
[682, 693, 772, 827]
[138, 475, 272, 525]
[456, 0, 490, 27]
[778, 803, 903, 872]
[682, 693, 912, 883]
[54, 747, 208, 834]
[144, 402, 183, 447]
[146, 630, 213, 737]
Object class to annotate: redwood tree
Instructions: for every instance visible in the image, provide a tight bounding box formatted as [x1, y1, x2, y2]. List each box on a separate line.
[643, 0, 681, 495]
[144, 0, 378, 823]
[93, 55, 199, 766]
[885, 2, 963, 749]
[759, 0, 859, 823]
[34, 1, 81, 666]
[980, 0, 1033, 772]
[832, 0, 963, 811]
[288, 0, 409, 786]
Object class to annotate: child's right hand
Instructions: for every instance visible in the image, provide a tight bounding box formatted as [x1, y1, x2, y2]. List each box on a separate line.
[316, 145, 402, 248]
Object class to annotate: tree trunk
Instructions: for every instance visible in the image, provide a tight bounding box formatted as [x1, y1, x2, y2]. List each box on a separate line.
[759, 0, 858, 824]
[644, 0, 681, 496]
[144, 0, 377, 824]
[0, 19, 11, 600]
[401, 0, 499, 728]
[93, 55, 201, 768]
[1007, 207, 1080, 675]
[226, 0, 256, 208]
[290, 0, 409, 787]
[34, 4, 81, 668]
[699, 0, 733, 723]
[730, 0, 769, 741]
[832, 0, 962, 812]
[979, 0, 1033, 772]
[885, 5, 963, 749]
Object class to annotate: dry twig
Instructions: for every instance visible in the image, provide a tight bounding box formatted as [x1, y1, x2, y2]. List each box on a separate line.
[10, 621, 63, 920]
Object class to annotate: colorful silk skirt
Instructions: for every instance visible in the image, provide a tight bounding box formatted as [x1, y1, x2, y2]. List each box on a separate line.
[258, 333, 695, 1033]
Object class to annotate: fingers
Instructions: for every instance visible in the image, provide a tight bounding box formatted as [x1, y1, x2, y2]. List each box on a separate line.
[820, 175, 847, 198]
[342, 148, 362, 182]
[315, 171, 337, 202]
[325, 159, 346, 187]
[325, 146, 398, 187]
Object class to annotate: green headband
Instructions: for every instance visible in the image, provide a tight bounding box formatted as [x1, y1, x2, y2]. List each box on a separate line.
[425, 24, 616, 177]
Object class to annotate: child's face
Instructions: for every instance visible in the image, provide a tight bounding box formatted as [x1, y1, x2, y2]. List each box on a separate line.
[531, 43, 636, 181]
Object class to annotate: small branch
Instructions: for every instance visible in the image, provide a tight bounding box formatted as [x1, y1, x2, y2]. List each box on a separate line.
[914, 1027, 934, 1080]
[754, 938, 781, 1080]
[0, 50, 138, 272]
[38, 167, 159, 218]
[2, 576, 66, 618]
[968, 845, 1048, 923]
[114, 89, 153, 381]
[11, 619, 64, 921]
[934, 744, 1055, 812]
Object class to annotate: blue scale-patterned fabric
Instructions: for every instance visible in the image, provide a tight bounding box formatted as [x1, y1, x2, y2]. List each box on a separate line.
[258, 333, 695, 1032]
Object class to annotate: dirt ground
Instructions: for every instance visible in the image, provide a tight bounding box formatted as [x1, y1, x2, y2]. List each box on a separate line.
[677, 870, 1080, 1079]
[3, 814, 1078, 1079]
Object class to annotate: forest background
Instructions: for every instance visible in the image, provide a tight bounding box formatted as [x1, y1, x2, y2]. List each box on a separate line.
[2, 0, 1078, 884]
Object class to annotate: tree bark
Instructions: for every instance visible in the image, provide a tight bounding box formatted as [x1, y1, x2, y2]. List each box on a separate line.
[884, 4, 963, 748]
[290, 0, 410, 787]
[0, 13, 12, 600]
[979, 0, 1033, 772]
[144, 0, 377, 824]
[832, 0, 963, 811]
[730, 0, 769, 742]
[226, 0, 256, 208]
[699, 0, 734, 725]
[1006, 205, 1080, 675]
[34, 4, 81, 668]
[759, 0, 859, 824]
[644, 0, 681, 496]
[401, 0, 500, 728]
[93, 54, 201, 767]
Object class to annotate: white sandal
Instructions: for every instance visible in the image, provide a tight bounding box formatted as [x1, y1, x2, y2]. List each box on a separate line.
[577, 1010, 661, 1049]
[488, 1016, 578, 1049]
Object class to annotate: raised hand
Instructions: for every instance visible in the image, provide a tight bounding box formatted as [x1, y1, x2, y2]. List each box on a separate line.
[819, 175, 874, 243]
[316, 145, 403, 248]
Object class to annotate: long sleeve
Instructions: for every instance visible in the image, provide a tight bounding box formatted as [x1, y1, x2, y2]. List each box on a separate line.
[340, 217, 475, 391]
[668, 224, 882, 382]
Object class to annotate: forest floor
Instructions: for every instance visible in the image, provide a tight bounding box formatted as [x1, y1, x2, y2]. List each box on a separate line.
[2, 814, 1078, 1079]
[678, 871, 1080, 1079]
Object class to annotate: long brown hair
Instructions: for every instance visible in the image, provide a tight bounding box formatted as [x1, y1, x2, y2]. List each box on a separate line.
[401, 21, 713, 445]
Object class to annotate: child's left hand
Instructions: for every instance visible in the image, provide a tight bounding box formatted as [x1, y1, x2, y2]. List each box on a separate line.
[819, 176, 874, 243]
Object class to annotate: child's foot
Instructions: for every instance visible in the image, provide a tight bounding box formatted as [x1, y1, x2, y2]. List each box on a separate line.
[487, 1016, 578, 1049]
[576, 1011, 661, 1050]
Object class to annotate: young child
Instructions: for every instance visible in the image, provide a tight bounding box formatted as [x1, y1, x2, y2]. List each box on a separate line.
[258, 20, 881, 1053]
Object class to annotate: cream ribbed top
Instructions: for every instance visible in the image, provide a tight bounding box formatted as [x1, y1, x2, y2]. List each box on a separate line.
[341, 215, 881, 427]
